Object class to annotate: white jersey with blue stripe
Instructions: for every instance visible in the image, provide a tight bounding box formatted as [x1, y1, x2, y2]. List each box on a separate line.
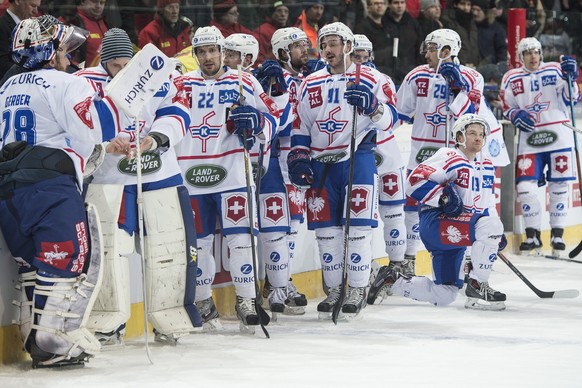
[293, 62, 397, 163]
[406, 147, 497, 216]
[175, 67, 279, 194]
[0, 68, 115, 187]
[501, 61, 580, 154]
[76, 64, 191, 185]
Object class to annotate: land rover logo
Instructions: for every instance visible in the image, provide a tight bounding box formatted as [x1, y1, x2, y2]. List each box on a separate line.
[527, 130, 557, 147]
[185, 165, 227, 187]
[118, 152, 161, 175]
[315, 152, 347, 163]
[415, 147, 438, 164]
[374, 152, 383, 167]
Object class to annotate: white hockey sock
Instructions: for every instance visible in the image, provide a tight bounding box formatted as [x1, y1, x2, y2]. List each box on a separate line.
[549, 181, 569, 229]
[380, 204, 406, 262]
[346, 226, 373, 288]
[517, 180, 541, 230]
[260, 232, 290, 288]
[470, 216, 504, 283]
[405, 210, 421, 256]
[195, 235, 216, 301]
[316, 226, 344, 288]
[225, 233, 256, 298]
[392, 276, 459, 306]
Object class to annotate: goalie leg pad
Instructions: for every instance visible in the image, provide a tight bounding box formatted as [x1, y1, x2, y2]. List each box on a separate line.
[31, 203, 104, 366]
[84, 184, 132, 334]
[142, 186, 202, 337]
[12, 270, 36, 346]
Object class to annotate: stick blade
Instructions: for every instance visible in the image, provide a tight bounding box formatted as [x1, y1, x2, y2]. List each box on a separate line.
[552, 289, 580, 299]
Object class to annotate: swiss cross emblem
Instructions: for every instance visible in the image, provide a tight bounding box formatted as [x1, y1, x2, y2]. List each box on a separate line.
[409, 164, 436, 186]
[555, 155, 569, 174]
[74, 97, 94, 129]
[416, 78, 429, 97]
[350, 187, 369, 216]
[382, 173, 399, 197]
[225, 194, 247, 224]
[264, 195, 285, 223]
[308, 86, 323, 108]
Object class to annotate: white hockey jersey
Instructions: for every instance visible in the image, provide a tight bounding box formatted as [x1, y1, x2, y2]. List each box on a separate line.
[375, 73, 405, 174]
[501, 61, 580, 154]
[293, 62, 397, 162]
[396, 64, 509, 169]
[175, 67, 279, 194]
[0, 69, 111, 187]
[405, 147, 497, 216]
[278, 69, 304, 184]
[75, 65, 191, 185]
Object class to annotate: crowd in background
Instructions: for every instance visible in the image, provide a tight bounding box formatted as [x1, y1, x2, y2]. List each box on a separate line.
[1, 0, 582, 88]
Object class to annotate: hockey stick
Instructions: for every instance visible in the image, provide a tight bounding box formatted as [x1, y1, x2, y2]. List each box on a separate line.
[332, 63, 361, 324]
[566, 72, 582, 259]
[497, 252, 579, 298]
[444, 78, 451, 148]
[237, 65, 271, 338]
[537, 254, 582, 264]
[133, 113, 154, 364]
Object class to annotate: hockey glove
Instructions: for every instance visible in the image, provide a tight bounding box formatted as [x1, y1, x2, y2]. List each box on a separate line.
[498, 233, 507, 252]
[253, 60, 287, 95]
[439, 62, 469, 91]
[439, 181, 464, 217]
[345, 83, 379, 115]
[363, 60, 376, 69]
[302, 58, 326, 77]
[509, 109, 535, 133]
[560, 55, 578, 80]
[287, 149, 314, 189]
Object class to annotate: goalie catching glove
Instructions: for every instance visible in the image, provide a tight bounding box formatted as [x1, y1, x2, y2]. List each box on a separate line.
[439, 181, 464, 217]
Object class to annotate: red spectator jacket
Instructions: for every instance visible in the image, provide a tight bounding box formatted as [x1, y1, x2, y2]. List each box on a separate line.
[68, 7, 109, 67]
[138, 13, 192, 57]
[254, 18, 278, 64]
[209, 19, 254, 39]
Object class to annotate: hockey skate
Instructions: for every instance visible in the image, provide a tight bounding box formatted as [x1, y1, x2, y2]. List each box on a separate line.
[153, 329, 180, 346]
[341, 286, 367, 318]
[95, 325, 126, 349]
[550, 228, 566, 257]
[367, 265, 399, 305]
[317, 286, 341, 320]
[195, 297, 222, 330]
[465, 278, 506, 311]
[29, 336, 91, 369]
[519, 228, 542, 255]
[236, 296, 260, 334]
[284, 279, 307, 315]
[268, 287, 287, 321]
[401, 255, 416, 276]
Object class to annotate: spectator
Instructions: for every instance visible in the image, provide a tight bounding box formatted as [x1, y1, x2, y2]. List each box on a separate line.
[255, 0, 289, 63]
[354, 0, 392, 73]
[381, 0, 424, 84]
[294, 0, 325, 58]
[407, 0, 420, 18]
[210, 0, 254, 37]
[138, 0, 193, 57]
[442, 0, 480, 67]
[472, 0, 507, 65]
[417, 0, 443, 38]
[539, 15, 572, 61]
[525, 0, 545, 37]
[63, 0, 110, 67]
[181, 0, 212, 28]
[0, 0, 40, 79]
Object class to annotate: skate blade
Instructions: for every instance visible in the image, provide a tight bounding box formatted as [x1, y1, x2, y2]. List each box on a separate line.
[32, 358, 87, 369]
[464, 298, 506, 311]
[341, 310, 363, 320]
[98, 339, 125, 351]
[201, 318, 223, 331]
[317, 311, 346, 321]
[283, 305, 306, 315]
[239, 322, 256, 335]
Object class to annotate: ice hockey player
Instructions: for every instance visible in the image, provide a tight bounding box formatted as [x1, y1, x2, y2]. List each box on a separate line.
[350, 34, 407, 291]
[501, 37, 580, 256]
[76, 28, 203, 345]
[0, 17, 129, 368]
[288, 22, 398, 318]
[175, 26, 279, 332]
[368, 114, 508, 311]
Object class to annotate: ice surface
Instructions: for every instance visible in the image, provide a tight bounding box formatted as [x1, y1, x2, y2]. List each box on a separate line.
[1, 253, 581, 388]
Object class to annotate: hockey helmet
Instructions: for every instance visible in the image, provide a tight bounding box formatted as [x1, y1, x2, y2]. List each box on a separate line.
[318, 22, 354, 54]
[271, 27, 308, 60]
[517, 37, 543, 63]
[224, 33, 259, 69]
[452, 113, 490, 148]
[12, 17, 88, 70]
[421, 28, 461, 59]
[192, 26, 225, 51]
[353, 34, 374, 61]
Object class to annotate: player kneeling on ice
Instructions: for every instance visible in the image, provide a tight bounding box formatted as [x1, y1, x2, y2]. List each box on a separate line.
[368, 114, 508, 311]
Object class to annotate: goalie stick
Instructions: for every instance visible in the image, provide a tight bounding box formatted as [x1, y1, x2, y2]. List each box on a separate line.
[497, 252, 579, 299]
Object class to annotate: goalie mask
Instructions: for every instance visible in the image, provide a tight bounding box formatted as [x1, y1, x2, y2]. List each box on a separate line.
[224, 33, 259, 70]
[12, 17, 88, 70]
[452, 114, 490, 148]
